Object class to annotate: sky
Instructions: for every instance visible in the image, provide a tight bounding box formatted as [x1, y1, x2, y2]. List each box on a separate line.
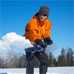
[0, 0, 74, 55]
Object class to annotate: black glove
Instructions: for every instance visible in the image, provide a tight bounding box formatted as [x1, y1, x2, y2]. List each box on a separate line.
[44, 37, 53, 45]
[35, 39, 47, 48]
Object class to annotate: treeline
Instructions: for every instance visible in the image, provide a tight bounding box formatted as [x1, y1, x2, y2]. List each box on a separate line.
[48, 48, 74, 67]
[0, 48, 74, 68]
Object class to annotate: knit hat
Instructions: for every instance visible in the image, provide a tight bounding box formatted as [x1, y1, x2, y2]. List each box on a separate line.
[38, 6, 49, 16]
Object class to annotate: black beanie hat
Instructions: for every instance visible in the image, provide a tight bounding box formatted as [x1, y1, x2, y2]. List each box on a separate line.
[38, 6, 49, 16]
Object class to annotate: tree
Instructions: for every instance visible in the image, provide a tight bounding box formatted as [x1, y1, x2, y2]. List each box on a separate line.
[48, 52, 56, 66]
[66, 48, 74, 66]
[57, 48, 66, 66]
[18, 54, 26, 68]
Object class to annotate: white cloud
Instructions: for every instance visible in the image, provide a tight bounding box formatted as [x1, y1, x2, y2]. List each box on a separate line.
[2, 32, 32, 46]
[0, 32, 33, 62]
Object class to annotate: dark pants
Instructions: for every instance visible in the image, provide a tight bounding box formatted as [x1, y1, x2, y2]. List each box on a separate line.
[26, 49, 49, 74]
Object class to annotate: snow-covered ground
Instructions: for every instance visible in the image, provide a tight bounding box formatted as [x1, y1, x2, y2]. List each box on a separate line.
[0, 67, 74, 74]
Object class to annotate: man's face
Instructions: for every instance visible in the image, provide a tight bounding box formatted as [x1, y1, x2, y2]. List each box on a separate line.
[39, 15, 47, 22]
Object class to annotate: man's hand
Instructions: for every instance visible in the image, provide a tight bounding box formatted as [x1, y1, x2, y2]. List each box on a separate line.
[44, 37, 53, 45]
[35, 39, 47, 48]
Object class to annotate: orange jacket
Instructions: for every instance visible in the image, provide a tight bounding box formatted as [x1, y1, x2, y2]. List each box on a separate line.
[25, 16, 52, 42]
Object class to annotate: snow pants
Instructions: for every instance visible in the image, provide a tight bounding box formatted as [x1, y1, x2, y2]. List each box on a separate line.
[26, 48, 49, 74]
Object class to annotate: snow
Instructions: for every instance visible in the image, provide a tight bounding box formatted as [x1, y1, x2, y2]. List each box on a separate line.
[0, 67, 74, 74]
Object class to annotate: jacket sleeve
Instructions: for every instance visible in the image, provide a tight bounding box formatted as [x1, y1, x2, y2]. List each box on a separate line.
[25, 19, 41, 42]
[43, 20, 52, 38]
[25, 22, 33, 34]
[25, 20, 35, 39]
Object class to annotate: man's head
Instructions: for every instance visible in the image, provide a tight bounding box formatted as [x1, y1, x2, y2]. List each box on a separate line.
[38, 14, 48, 22]
[35, 6, 49, 22]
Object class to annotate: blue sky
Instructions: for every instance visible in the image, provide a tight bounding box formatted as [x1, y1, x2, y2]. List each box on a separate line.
[0, 0, 74, 55]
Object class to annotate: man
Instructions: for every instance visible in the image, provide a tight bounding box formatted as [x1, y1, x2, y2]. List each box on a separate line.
[24, 6, 53, 74]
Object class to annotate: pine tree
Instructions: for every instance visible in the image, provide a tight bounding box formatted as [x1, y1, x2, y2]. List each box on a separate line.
[66, 48, 74, 66]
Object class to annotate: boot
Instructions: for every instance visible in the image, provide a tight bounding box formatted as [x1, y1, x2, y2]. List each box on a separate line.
[39, 63, 48, 74]
[26, 61, 34, 74]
